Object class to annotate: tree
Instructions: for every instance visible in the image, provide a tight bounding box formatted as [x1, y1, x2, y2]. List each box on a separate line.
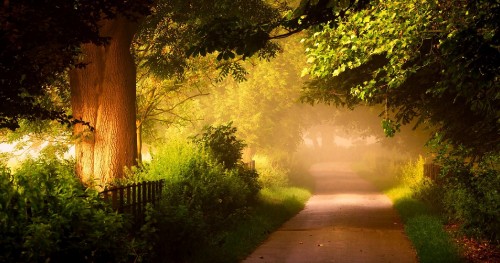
[301, 0, 499, 160]
[2, 0, 370, 185]
[135, 62, 210, 162]
[193, 35, 310, 163]
[1, 0, 152, 186]
[0, 0, 151, 130]
[69, 16, 143, 186]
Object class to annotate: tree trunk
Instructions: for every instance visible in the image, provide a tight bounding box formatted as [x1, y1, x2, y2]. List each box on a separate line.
[69, 16, 138, 187]
[136, 119, 143, 163]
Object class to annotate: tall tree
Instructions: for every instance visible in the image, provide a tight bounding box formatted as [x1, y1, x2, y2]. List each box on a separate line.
[1, 0, 151, 186]
[2, 0, 370, 185]
[69, 16, 142, 186]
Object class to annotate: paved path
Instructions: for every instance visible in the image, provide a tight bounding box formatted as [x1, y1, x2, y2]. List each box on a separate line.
[243, 162, 418, 263]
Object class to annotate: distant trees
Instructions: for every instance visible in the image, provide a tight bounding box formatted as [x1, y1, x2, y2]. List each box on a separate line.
[192, 35, 311, 163]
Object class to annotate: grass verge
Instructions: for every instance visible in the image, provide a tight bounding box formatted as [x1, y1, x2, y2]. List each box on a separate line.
[356, 165, 461, 263]
[192, 186, 311, 263]
[387, 186, 461, 263]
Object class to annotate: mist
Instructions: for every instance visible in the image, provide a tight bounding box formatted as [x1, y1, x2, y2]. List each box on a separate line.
[289, 105, 432, 186]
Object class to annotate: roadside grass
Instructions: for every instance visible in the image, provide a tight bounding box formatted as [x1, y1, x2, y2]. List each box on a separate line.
[355, 163, 461, 263]
[387, 186, 461, 263]
[192, 186, 311, 263]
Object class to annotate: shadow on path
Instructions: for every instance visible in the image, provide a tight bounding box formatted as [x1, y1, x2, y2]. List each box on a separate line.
[242, 162, 418, 263]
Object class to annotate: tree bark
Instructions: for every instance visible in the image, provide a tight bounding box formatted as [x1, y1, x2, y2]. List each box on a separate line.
[69, 16, 138, 187]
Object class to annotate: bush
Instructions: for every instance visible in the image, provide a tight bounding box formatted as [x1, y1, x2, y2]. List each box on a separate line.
[397, 156, 444, 211]
[0, 157, 132, 263]
[253, 155, 289, 188]
[398, 156, 425, 190]
[192, 122, 245, 170]
[142, 136, 260, 261]
[441, 154, 500, 241]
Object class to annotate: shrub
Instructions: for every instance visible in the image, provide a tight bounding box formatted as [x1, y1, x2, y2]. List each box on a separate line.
[397, 156, 444, 210]
[253, 155, 289, 188]
[192, 122, 245, 170]
[142, 137, 260, 261]
[398, 156, 425, 190]
[0, 157, 132, 263]
[442, 154, 500, 241]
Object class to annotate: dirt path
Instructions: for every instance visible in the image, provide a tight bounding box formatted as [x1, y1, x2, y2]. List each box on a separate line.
[243, 162, 418, 263]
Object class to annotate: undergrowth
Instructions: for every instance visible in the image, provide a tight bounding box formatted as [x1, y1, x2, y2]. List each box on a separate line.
[134, 124, 312, 262]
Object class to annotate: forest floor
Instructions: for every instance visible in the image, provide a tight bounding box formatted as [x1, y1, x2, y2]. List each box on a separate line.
[447, 223, 500, 263]
[243, 162, 418, 263]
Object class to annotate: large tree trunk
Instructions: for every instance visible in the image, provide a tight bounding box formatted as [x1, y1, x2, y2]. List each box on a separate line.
[69, 16, 138, 187]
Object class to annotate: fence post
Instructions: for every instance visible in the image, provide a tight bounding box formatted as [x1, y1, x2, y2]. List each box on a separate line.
[152, 181, 157, 206]
[103, 188, 109, 202]
[99, 180, 164, 224]
[126, 186, 131, 214]
[148, 181, 153, 203]
[119, 187, 124, 213]
[142, 182, 147, 217]
[131, 183, 137, 217]
[424, 163, 442, 182]
[111, 188, 118, 211]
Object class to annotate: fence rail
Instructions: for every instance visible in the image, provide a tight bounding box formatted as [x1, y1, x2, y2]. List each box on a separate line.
[100, 180, 164, 221]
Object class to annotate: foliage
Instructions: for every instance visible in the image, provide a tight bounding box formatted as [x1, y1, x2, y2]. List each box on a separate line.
[386, 153, 499, 242]
[440, 153, 500, 241]
[192, 122, 246, 170]
[404, 215, 461, 263]
[135, 0, 285, 83]
[0, 157, 134, 262]
[139, 136, 260, 260]
[191, 186, 311, 262]
[186, 0, 371, 62]
[301, 0, 500, 159]
[254, 155, 290, 188]
[0, 0, 152, 129]
[191, 35, 314, 165]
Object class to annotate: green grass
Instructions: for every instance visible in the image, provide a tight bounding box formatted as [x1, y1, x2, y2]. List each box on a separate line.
[355, 165, 461, 263]
[192, 186, 311, 263]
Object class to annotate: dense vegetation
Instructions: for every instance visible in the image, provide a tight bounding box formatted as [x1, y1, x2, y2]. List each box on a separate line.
[0, 158, 134, 262]
[0, 125, 312, 262]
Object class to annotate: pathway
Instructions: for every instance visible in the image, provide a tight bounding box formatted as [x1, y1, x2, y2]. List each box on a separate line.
[243, 162, 418, 263]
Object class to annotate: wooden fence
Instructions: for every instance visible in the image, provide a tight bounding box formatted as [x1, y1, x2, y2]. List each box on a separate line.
[245, 160, 256, 170]
[424, 163, 442, 181]
[100, 180, 164, 221]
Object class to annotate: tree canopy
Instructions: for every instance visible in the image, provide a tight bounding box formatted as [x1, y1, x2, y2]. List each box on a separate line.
[0, 0, 371, 131]
[301, 0, 500, 159]
[0, 0, 152, 129]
